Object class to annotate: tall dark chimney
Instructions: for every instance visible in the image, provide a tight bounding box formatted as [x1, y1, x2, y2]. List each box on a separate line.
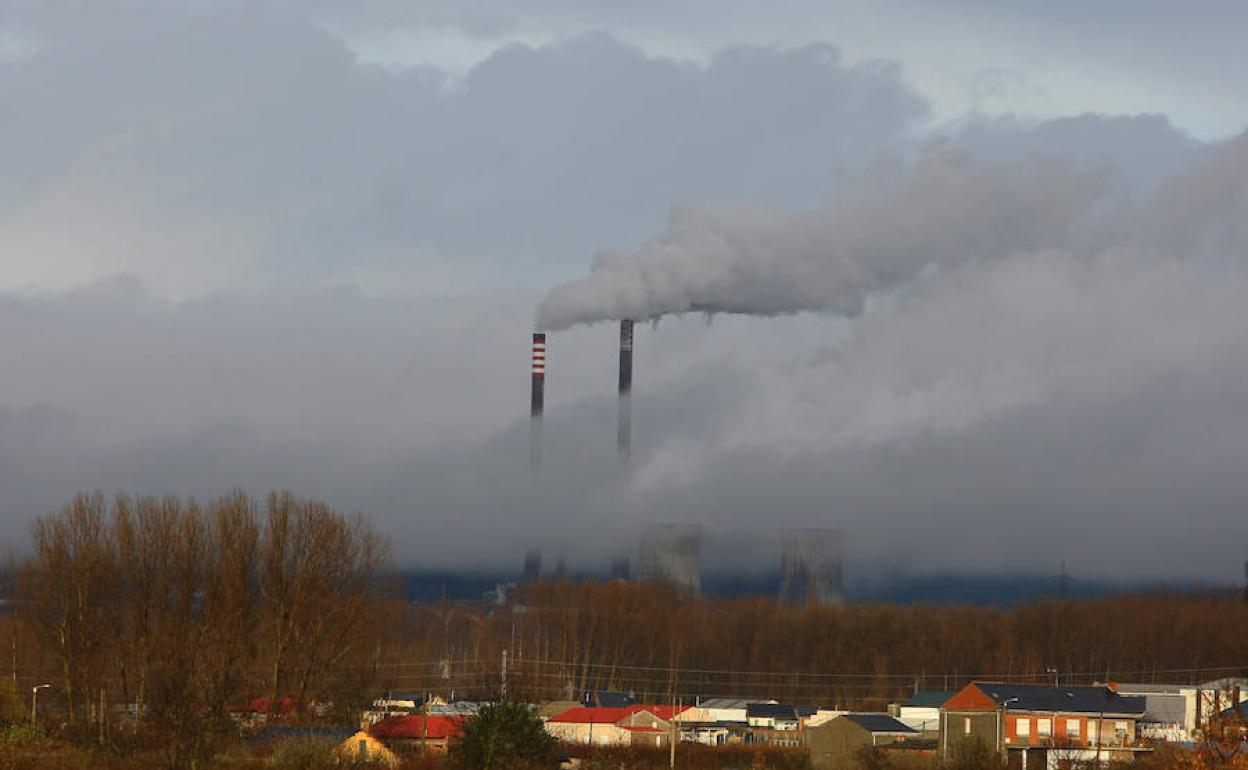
[530, 333, 546, 469]
[617, 320, 634, 461]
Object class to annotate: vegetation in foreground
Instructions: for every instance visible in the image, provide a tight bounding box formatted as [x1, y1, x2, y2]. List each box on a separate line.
[6, 488, 1248, 768]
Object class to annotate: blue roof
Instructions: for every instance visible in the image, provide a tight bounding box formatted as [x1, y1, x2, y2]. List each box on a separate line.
[845, 714, 918, 733]
[902, 691, 956, 708]
[747, 703, 798, 720]
[249, 726, 356, 745]
[583, 690, 635, 708]
[972, 683, 1145, 716]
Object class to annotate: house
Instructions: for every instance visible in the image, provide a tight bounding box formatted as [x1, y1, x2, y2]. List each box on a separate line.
[1113, 679, 1248, 742]
[893, 690, 955, 734]
[746, 703, 800, 730]
[544, 706, 673, 748]
[678, 722, 732, 746]
[941, 682, 1148, 769]
[248, 725, 355, 748]
[691, 697, 757, 724]
[370, 714, 467, 753]
[336, 730, 400, 765]
[809, 714, 930, 770]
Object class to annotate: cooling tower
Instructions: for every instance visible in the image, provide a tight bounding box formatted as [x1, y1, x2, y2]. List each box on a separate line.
[617, 320, 634, 461]
[530, 332, 546, 469]
[778, 529, 844, 606]
[638, 523, 701, 595]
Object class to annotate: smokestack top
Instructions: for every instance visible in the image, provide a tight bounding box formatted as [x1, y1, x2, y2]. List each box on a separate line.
[532, 333, 546, 375]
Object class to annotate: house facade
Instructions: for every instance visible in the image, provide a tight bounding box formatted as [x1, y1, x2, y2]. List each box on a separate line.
[940, 683, 1147, 769]
[809, 714, 927, 770]
[545, 706, 674, 747]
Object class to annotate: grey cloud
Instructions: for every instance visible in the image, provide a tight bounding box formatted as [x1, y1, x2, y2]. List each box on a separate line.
[947, 113, 1201, 193]
[1, 4, 925, 295]
[3, 0, 1248, 584]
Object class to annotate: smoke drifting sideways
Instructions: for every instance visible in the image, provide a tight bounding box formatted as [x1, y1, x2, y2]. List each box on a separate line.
[535, 146, 1106, 330]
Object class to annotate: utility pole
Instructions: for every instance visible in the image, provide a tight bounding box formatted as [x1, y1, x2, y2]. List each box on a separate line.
[669, 695, 678, 769]
[500, 649, 508, 700]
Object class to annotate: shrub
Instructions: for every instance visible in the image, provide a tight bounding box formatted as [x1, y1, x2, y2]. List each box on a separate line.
[451, 701, 554, 770]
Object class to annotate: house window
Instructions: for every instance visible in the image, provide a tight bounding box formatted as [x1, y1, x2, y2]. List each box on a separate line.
[964, 717, 972, 735]
[1037, 719, 1052, 737]
[1115, 721, 1129, 742]
[1067, 719, 1081, 739]
[1016, 718, 1030, 739]
[1088, 721, 1099, 743]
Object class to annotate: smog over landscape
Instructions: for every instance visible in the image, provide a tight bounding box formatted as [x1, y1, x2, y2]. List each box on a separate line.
[5, 0, 1248, 587]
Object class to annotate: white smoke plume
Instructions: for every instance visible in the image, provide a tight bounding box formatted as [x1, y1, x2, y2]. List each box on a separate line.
[536, 146, 1107, 330]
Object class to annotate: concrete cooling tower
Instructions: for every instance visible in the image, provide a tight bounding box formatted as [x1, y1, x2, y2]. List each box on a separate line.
[778, 529, 844, 606]
[638, 523, 702, 596]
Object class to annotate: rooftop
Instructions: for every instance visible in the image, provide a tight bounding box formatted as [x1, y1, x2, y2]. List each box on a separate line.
[971, 683, 1146, 716]
[370, 715, 466, 740]
[747, 703, 798, 720]
[902, 690, 956, 708]
[845, 714, 919, 734]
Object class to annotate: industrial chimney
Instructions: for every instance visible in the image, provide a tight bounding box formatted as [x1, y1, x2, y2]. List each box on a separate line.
[530, 333, 546, 469]
[617, 320, 634, 461]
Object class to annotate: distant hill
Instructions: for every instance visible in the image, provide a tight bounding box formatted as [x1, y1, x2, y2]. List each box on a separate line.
[392, 568, 1204, 605]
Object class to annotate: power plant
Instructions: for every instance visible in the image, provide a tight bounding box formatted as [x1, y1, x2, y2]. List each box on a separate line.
[777, 529, 844, 606]
[529, 332, 546, 469]
[617, 319, 634, 461]
[638, 523, 702, 596]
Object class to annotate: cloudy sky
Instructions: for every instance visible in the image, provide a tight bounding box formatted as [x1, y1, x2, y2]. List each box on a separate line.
[2, 0, 1246, 582]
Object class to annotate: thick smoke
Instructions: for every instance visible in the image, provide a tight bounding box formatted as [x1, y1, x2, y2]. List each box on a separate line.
[536, 147, 1105, 330]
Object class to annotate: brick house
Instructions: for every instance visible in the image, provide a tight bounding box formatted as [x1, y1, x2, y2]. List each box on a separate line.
[940, 682, 1148, 769]
[809, 714, 932, 769]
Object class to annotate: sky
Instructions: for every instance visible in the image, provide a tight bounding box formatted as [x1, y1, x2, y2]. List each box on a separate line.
[1, 0, 1246, 582]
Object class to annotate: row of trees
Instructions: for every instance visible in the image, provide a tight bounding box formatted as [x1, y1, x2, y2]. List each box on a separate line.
[16, 490, 390, 764]
[11, 488, 1248, 764]
[392, 579, 1248, 707]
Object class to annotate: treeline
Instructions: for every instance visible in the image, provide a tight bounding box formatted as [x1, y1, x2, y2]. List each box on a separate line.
[12, 490, 391, 763]
[396, 579, 1248, 707]
[9, 490, 1248, 763]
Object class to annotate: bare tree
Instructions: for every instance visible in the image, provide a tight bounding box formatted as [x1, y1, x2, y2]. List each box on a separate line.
[25, 492, 117, 723]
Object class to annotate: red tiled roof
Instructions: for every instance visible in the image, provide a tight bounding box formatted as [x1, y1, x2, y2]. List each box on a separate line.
[244, 696, 297, 714]
[371, 715, 466, 740]
[548, 707, 635, 724]
[634, 705, 688, 720]
[549, 705, 688, 724]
